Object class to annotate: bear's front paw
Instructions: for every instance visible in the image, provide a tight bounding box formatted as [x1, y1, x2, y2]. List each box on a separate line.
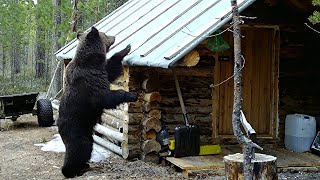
[128, 92, 138, 102]
[122, 44, 131, 56]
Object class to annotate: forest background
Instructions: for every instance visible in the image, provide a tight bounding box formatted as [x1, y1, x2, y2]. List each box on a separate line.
[0, 0, 126, 96]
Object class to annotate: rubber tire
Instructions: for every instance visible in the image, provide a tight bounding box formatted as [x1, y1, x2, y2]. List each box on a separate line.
[37, 99, 54, 127]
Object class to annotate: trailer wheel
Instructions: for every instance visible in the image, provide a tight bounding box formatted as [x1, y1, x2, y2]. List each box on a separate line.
[37, 99, 54, 127]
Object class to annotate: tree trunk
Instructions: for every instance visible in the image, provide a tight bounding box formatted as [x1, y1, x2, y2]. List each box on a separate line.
[2, 46, 5, 78]
[230, 0, 254, 180]
[12, 37, 21, 74]
[52, 0, 62, 94]
[224, 153, 278, 180]
[35, 25, 45, 78]
[71, 0, 78, 32]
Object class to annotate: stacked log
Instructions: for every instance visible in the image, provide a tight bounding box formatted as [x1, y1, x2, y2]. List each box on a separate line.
[140, 71, 162, 162]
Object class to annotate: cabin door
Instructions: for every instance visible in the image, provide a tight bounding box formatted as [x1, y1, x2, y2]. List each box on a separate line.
[213, 27, 279, 139]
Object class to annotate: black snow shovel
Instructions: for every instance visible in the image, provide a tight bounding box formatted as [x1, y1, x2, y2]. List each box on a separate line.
[173, 73, 200, 158]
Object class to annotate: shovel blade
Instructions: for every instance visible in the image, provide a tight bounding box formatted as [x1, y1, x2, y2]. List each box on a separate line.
[174, 125, 200, 158]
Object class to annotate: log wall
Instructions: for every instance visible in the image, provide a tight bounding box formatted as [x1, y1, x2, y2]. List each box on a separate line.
[128, 65, 214, 146]
[159, 73, 214, 145]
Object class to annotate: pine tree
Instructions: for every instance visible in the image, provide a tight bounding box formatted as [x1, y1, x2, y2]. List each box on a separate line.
[309, 0, 320, 24]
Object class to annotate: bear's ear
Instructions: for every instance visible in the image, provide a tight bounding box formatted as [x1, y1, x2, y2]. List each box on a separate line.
[77, 32, 84, 40]
[89, 27, 99, 35]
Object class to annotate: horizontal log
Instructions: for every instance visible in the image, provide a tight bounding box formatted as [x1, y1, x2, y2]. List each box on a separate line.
[93, 135, 122, 155]
[142, 129, 157, 140]
[94, 124, 123, 142]
[159, 76, 212, 87]
[161, 106, 212, 114]
[127, 111, 161, 124]
[141, 140, 161, 154]
[103, 109, 128, 121]
[143, 69, 159, 78]
[159, 89, 212, 99]
[161, 98, 212, 107]
[161, 113, 212, 124]
[144, 91, 162, 103]
[101, 113, 124, 130]
[142, 117, 161, 132]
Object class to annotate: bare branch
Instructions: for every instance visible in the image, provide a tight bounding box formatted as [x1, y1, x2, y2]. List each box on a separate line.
[210, 55, 246, 88]
[305, 22, 320, 34]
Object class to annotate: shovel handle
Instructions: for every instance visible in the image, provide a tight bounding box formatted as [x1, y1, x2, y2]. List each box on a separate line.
[174, 73, 190, 126]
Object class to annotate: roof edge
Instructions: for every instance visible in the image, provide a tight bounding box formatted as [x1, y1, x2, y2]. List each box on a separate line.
[168, 0, 256, 68]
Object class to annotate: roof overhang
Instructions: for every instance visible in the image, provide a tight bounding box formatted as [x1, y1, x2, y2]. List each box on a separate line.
[55, 0, 256, 68]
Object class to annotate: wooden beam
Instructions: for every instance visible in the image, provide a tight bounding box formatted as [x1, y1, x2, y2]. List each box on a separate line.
[94, 124, 123, 142]
[101, 113, 123, 130]
[157, 67, 213, 77]
[93, 135, 122, 155]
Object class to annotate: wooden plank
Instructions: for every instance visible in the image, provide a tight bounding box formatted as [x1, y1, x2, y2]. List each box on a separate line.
[212, 53, 220, 139]
[242, 29, 252, 127]
[166, 146, 320, 178]
[258, 29, 267, 133]
[226, 60, 233, 135]
[166, 156, 225, 171]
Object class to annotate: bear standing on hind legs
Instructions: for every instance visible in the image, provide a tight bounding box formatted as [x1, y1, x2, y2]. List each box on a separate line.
[57, 27, 137, 178]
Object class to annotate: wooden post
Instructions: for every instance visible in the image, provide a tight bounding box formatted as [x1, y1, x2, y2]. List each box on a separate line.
[224, 153, 277, 180]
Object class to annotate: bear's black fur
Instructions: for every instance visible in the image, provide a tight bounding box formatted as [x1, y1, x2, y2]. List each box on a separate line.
[57, 27, 137, 178]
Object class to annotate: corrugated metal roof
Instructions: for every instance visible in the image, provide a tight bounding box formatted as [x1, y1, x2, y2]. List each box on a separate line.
[55, 0, 255, 68]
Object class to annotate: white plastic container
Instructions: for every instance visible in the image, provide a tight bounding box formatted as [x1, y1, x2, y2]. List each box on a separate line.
[285, 114, 316, 152]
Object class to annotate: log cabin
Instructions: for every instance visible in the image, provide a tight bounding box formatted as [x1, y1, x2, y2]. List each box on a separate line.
[55, 0, 320, 162]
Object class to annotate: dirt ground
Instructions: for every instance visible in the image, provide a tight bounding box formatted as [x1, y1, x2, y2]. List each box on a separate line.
[1, 115, 320, 180]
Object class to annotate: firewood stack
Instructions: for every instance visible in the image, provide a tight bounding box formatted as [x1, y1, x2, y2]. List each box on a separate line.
[139, 71, 162, 163]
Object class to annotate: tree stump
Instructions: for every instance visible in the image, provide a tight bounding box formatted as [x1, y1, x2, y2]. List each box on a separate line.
[224, 153, 277, 180]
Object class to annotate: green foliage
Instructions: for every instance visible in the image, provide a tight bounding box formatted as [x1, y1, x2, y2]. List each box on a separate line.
[0, 0, 128, 96]
[0, 74, 48, 96]
[309, 0, 320, 24]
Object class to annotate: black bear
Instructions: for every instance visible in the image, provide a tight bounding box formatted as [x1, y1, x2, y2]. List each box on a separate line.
[57, 27, 137, 178]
